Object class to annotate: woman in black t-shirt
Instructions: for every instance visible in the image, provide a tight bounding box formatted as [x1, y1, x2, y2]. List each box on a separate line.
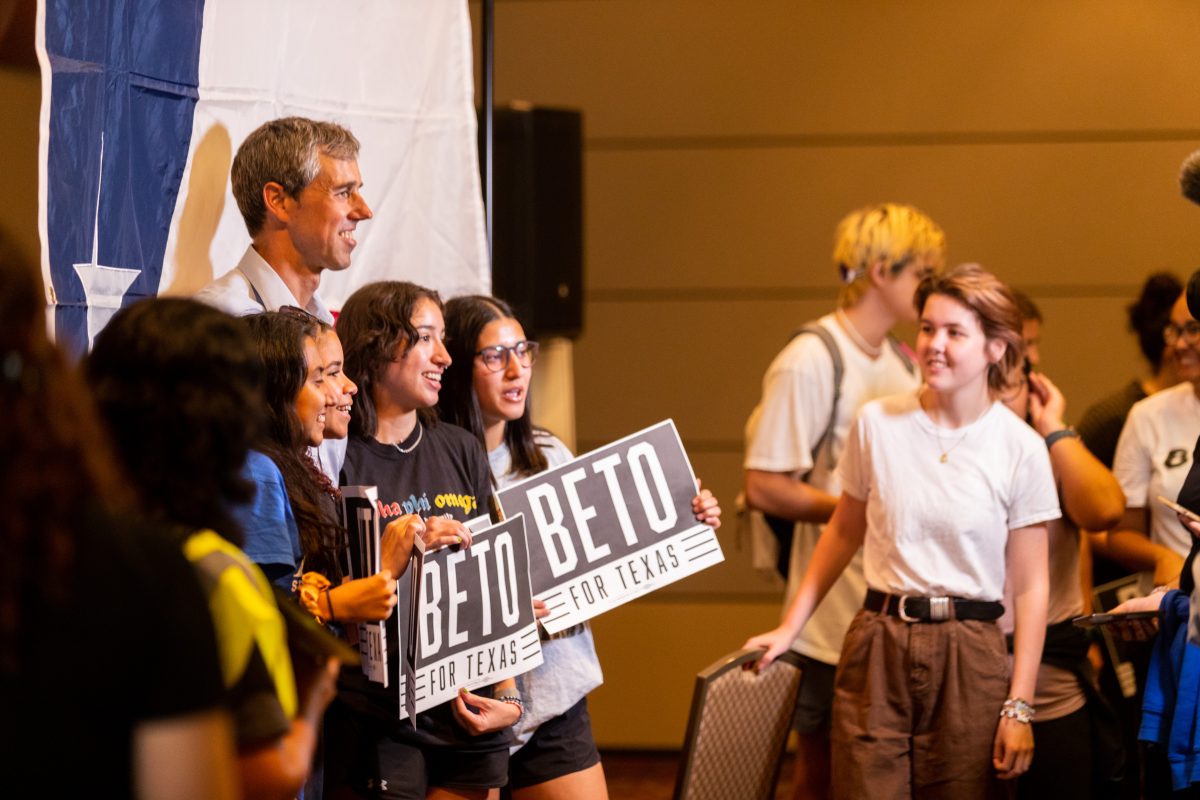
[329, 281, 519, 800]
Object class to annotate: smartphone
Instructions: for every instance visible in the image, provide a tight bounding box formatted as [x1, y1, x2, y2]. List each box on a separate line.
[1156, 495, 1200, 523]
[1071, 611, 1159, 629]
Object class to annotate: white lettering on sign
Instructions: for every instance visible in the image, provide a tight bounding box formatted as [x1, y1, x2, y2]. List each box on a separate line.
[418, 534, 525, 660]
[446, 550, 469, 648]
[495, 533, 520, 627]
[592, 453, 638, 545]
[562, 467, 609, 563]
[526, 442, 680, 578]
[469, 540, 493, 635]
[529, 484, 578, 578]
[628, 442, 677, 532]
[421, 561, 442, 654]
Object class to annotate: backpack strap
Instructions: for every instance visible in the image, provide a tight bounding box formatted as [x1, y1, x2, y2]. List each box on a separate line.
[787, 324, 844, 476]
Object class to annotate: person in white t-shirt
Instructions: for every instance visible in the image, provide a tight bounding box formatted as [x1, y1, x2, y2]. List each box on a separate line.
[747, 263, 1058, 798]
[1099, 291, 1198, 585]
[742, 203, 944, 800]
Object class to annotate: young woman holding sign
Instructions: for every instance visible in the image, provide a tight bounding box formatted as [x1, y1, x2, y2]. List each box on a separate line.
[438, 294, 722, 800]
[328, 281, 519, 800]
[239, 310, 419, 622]
[745, 264, 1056, 798]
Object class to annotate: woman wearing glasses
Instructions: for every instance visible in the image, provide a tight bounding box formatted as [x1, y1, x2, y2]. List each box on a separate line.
[438, 295, 721, 800]
[1099, 291, 1199, 584]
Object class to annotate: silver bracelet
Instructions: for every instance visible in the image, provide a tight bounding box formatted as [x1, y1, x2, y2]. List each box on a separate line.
[496, 692, 525, 723]
[999, 697, 1035, 724]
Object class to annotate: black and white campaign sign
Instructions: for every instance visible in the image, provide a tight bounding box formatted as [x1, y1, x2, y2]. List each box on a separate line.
[342, 486, 390, 687]
[495, 419, 724, 633]
[396, 513, 542, 717]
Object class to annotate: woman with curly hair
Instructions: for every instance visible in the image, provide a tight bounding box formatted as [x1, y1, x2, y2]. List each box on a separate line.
[86, 297, 339, 800]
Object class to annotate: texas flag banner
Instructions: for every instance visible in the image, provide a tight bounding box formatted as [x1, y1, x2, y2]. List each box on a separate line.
[37, 0, 488, 355]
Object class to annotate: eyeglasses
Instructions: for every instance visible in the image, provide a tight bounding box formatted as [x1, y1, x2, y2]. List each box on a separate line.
[475, 340, 539, 372]
[1164, 321, 1200, 346]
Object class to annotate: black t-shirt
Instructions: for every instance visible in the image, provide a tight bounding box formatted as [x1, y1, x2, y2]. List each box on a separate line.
[1, 510, 224, 797]
[339, 419, 502, 749]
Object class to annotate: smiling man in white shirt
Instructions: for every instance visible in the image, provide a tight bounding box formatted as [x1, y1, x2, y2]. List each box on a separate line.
[195, 116, 373, 324]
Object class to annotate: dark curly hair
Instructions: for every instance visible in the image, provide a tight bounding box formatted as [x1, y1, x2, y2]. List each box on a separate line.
[242, 312, 346, 578]
[1, 250, 132, 672]
[85, 298, 264, 546]
[439, 295, 548, 479]
[1128, 272, 1183, 371]
[337, 280, 443, 437]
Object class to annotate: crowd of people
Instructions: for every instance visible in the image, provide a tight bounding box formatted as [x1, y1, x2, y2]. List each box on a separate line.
[5, 116, 723, 800]
[9, 112, 1200, 800]
[742, 194, 1200, 799]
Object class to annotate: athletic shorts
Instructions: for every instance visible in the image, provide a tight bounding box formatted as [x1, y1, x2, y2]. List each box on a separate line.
[322, 699, 510, 799]
[508, 697, 601, 790]
[791, 654, 837, 734]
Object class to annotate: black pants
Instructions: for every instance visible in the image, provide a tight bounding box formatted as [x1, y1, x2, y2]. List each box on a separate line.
[1017, 705, 1092, 800]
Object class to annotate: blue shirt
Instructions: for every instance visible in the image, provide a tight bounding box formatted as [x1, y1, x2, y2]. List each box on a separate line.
[233, 450, 302, 587]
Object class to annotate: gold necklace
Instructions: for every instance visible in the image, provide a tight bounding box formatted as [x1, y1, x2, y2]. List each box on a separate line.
[933, 426, 969, 463]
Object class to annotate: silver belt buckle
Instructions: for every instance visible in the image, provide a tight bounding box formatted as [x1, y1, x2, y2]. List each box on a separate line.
[897, 595, 920, 623]
[928, 596, 952, 621]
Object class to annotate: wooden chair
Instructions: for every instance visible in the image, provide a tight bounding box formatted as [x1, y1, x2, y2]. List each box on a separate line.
[674, 647, 804, 800]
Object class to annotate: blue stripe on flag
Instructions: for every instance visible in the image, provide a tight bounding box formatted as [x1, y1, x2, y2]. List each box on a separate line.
[43, 0, 205, 354]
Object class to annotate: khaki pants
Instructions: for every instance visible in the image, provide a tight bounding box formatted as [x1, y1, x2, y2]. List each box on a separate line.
[831, 609, 1010, 800]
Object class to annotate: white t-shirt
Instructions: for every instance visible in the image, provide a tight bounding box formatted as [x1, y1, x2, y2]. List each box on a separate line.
[1112, 381, 1200, 558]
[744, 314, 920, 664]
[838, 393, 1060, 602]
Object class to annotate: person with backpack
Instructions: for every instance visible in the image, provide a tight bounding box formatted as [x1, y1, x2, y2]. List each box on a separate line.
[741, 202, 945, 800]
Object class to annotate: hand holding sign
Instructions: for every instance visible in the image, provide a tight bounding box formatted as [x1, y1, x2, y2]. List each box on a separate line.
[452, 686, 523, 735]
[692, 480, 722, 530]
[423, 515, 474, 551]
[329, 570, 398, 623]
[381, 514, 423, 577]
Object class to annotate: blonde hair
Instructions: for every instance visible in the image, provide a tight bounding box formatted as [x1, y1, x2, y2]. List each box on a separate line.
[914, 263, 1024, 395]
[834, 203, 946, 308]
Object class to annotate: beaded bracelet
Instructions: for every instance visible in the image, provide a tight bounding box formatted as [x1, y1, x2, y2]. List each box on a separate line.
[999, 697, 1035, 724]
[496, 692, 525, 723]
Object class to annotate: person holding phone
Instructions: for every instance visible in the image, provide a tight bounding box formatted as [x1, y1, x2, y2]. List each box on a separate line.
[745, 264, 1058, 797]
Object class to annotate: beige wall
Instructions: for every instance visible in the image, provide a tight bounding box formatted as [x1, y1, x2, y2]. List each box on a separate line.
[471, 0, 1200, 747]
[0, 64, 41, 268]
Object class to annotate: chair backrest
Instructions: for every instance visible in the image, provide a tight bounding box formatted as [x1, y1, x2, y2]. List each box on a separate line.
[673, 647, 804, 800]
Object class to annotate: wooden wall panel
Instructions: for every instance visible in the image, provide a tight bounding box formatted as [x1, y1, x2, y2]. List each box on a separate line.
[480, 1, 1200, 138]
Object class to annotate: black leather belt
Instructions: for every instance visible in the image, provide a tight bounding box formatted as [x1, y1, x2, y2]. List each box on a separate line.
[864, 588, 1004, 623]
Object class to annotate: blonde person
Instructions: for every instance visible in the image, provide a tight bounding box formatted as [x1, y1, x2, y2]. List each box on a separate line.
[742, 202, 944, 799]
[746, 264, 1057, 798]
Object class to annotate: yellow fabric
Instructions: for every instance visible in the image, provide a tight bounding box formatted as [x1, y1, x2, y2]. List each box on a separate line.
[183, 530, 298, 718]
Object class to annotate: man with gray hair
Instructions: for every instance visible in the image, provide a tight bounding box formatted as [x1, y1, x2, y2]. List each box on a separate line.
[195, 116, 373, 323]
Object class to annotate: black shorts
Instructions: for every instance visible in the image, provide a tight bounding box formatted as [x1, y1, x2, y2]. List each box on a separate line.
[791, 654, 836, 734]
[508, 697, 601, 790]
[323, 699, 510, 799]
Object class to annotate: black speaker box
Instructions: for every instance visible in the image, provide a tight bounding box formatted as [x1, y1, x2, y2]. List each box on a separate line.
[484, 105, 584, 339]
